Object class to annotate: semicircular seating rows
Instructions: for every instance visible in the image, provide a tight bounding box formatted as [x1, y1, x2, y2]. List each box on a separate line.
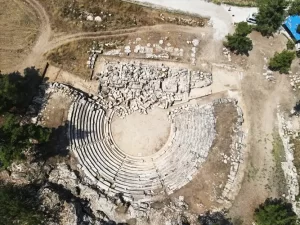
[68, 98, 216, 203]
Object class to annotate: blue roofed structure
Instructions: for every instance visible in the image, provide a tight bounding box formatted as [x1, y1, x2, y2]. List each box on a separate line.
[283, 15, 300, 42]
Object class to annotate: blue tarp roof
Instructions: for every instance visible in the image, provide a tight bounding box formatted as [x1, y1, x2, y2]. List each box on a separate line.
[284, 15, 300, 42]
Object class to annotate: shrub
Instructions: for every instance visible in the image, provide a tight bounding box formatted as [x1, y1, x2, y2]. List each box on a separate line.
[288, 0, 300, 15]
[269, 50, 295, 74]
[254, 198, 298, 225]
[235, 21, 253, 36]
[224, 34, 253, 55]
[287, 39, 295, 50]
[224, 22, 253, 56]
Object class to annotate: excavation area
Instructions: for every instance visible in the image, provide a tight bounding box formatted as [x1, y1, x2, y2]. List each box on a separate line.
[30, 8, 250, 219]
[38, 53, 244, 212]
[9, 4, 261, 219]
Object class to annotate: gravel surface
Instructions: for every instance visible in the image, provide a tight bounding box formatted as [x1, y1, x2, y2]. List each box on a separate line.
[127, 0, 257, 40]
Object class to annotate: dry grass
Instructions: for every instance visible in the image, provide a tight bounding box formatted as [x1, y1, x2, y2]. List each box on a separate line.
[37, 0, 207, 34]
[46, 37, 127, 79]
[271, 133, 288, 195]
[0, 0, 39, 72]
[212, 0, 256, 7]
[290, 137, 300, 200]
[291, 137, 300, 179]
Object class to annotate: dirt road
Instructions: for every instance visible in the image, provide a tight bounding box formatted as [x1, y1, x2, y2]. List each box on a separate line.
[18, 0, 213, 71]
[124, 0, 233, 39]
[17, 0, 51, 71]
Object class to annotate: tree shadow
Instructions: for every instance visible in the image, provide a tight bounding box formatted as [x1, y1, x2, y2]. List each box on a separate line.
[198, 211, 232, 225]
[0, 66, 49, 114]
[33, 122, 93, 162]
[0, 181, 59, 224]
[68, 122, 93, 141]
[46, 182, 95, 224]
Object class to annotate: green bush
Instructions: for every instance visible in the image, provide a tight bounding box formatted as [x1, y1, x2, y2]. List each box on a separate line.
[224, 22, 253, 55]
[287, 39, 295, 50]
[224, 34, 253, 55]
[269, 50, 295, 74]
[254, 198, 298, 225]
[235, 21, 253, 36]
[288, 0, 300, 15]
[256, 0, 288, 36]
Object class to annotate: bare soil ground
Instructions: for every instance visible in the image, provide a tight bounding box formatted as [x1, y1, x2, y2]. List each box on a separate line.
[39, 91, 72, 128]
[171, 102, 238, 213]
[45, 65, 99, 95]
[111, 108, 171, 157]
[37, 0, 207, 35]
[46, 37, 127, 79]
[0, 0, 39, 72]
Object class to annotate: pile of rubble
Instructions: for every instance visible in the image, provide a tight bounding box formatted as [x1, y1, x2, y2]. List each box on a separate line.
[277, 111, 300, 216]
[214, 98, 245, 205]
[84, 11, 112, 22]
[159, 13, 205, 27]
[87, 48, 102, 69]
[44, 162, 199, 224]
[94, 60, 212, 117]
[104, 37, 201, 65]
[289, 73, 300, 91]
[187, 39, 200, 65]
[27, 83, 49, 119]
[32, 83, 103, 125]
[104, 37, 185, 60]
[222, 47, 231, 62]
[262, 57, 275, 81]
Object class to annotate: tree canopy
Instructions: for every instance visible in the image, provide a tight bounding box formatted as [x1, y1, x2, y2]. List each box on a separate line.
[0, 68, 51, 168]
[256, 0, 288, 36]
[224, 22, 253, 56]
[254, 198, 298, 225]
[0, 114, 51, 168]
[288, 0, 300, 16]
[268, 50, 295, 74]
[287, 39, 295, 50]
[235, 21, 253, 36]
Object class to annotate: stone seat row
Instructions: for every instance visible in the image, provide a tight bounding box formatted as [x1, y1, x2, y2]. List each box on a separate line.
[68, 100, 216, 202]
[68, 101, 164, 200]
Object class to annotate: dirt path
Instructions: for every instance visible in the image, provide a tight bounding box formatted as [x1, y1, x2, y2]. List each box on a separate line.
[228, 33, 294, 224]
[17, 0, 51, 71]
[124, 0, 233, 39]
